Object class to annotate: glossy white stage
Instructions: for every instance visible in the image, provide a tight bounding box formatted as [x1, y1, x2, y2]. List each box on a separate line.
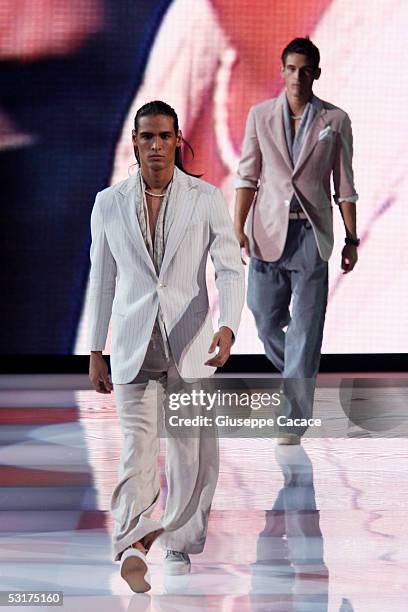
[0, 374, 407, 612]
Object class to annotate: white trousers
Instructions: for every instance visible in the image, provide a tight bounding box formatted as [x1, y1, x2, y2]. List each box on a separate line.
[111, 329, 219, 561]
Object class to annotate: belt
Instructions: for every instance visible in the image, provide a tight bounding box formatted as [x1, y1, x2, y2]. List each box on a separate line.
[288, 211, 308, 220]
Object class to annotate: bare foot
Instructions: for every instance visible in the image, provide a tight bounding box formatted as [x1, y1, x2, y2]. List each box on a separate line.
[141, 528, 164, 553]
[131, 541, 147, 554]
[121, 550, 150, 593]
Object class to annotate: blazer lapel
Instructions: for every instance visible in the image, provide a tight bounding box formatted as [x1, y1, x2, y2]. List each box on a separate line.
[159, 167, 196, 278]
[115, 170, 157, 277]
[292, 97, 327, 177]
[270, 91, 293, 172]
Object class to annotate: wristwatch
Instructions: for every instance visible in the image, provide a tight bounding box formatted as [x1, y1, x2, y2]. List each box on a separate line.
[345, 236, 360, 247]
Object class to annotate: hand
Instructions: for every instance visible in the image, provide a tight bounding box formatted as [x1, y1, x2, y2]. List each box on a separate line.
[205, 327, 233, 367]
[341, 244, 358, 274]
[89, 352, 113, 394]
[235, 227, 250, 265]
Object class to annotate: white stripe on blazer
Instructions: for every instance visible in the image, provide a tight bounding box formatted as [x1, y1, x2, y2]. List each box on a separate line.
[88, 166, 245, 383]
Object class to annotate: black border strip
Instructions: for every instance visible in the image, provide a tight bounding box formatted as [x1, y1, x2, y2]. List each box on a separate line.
[0, 354, 406, 374]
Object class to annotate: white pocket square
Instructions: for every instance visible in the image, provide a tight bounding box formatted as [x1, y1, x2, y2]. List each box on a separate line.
[318, 125, 333, 141]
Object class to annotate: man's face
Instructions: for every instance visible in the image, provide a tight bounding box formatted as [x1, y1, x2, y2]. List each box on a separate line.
[132, 114, 181, 172]
[281, 53, 320, 100]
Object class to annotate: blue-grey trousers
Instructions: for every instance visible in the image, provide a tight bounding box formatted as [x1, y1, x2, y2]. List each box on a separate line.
[248, 220, 328, 428]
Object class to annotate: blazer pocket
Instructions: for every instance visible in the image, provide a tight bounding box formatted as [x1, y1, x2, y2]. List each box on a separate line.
[318, 126, 334, 141]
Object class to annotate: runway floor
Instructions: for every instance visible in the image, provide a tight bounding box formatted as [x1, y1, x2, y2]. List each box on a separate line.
[0, 374, 407, 612]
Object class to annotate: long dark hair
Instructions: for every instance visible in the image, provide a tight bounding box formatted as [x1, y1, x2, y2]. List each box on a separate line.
[133, 100, 202, 177]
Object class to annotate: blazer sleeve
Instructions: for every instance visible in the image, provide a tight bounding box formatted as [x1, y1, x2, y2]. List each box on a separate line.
[208, 188, 245, 339]
[87, 192, 117, 352]
[333, 113, 358, 204]
[235, 106, 262, 190]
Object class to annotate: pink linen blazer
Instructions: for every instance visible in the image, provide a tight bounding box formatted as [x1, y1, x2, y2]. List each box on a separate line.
[236, 92, 358, 262]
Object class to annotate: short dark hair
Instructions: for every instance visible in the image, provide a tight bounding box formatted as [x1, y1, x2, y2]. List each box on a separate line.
[281, 37, 320, 71]
[134, 100, 201, 177]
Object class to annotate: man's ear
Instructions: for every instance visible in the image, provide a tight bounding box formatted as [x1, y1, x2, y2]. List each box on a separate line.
[132, 130, 140, 162]
[314, 67, 321, 81]
[176, 130, 182, 147]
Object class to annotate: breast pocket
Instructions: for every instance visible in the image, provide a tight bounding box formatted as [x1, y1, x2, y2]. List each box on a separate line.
[312, 137, 335, 171]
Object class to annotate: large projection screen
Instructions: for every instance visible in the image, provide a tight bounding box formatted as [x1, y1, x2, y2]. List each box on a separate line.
[1, 0, 406, 356]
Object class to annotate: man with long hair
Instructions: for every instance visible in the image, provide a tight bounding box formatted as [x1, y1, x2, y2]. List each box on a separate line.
[88, 100, 244, 592]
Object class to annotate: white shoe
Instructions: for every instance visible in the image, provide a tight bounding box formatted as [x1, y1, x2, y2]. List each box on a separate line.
[276, 433, 301, 445]
[120, 547, 151, 593]
[164, 550, 191, 575]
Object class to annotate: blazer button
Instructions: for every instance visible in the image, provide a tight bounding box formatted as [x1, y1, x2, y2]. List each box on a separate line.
[284, 199, 290, 207]
[158, 283, 166, 288]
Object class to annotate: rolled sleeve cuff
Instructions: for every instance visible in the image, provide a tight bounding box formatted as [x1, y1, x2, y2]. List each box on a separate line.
[334, 193, 359, 204]
[235, 178, 258, 190]
[89, 343, 106, 352]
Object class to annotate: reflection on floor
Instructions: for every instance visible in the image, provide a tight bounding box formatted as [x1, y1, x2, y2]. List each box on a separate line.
[0, 375, 407, 611]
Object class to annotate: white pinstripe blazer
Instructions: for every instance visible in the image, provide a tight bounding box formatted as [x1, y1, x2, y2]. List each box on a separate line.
[88, 167, 245, 384]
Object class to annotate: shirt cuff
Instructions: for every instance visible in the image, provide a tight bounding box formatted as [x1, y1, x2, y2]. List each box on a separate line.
[334, 194, 359, 204]
[235, 178, 258, 190]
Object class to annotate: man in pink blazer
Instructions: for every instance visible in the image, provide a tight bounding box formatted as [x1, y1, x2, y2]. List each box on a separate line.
[234, 37, 359, 443]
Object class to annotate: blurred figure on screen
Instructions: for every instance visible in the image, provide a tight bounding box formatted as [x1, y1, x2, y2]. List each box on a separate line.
[3, 0, 405, 356]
